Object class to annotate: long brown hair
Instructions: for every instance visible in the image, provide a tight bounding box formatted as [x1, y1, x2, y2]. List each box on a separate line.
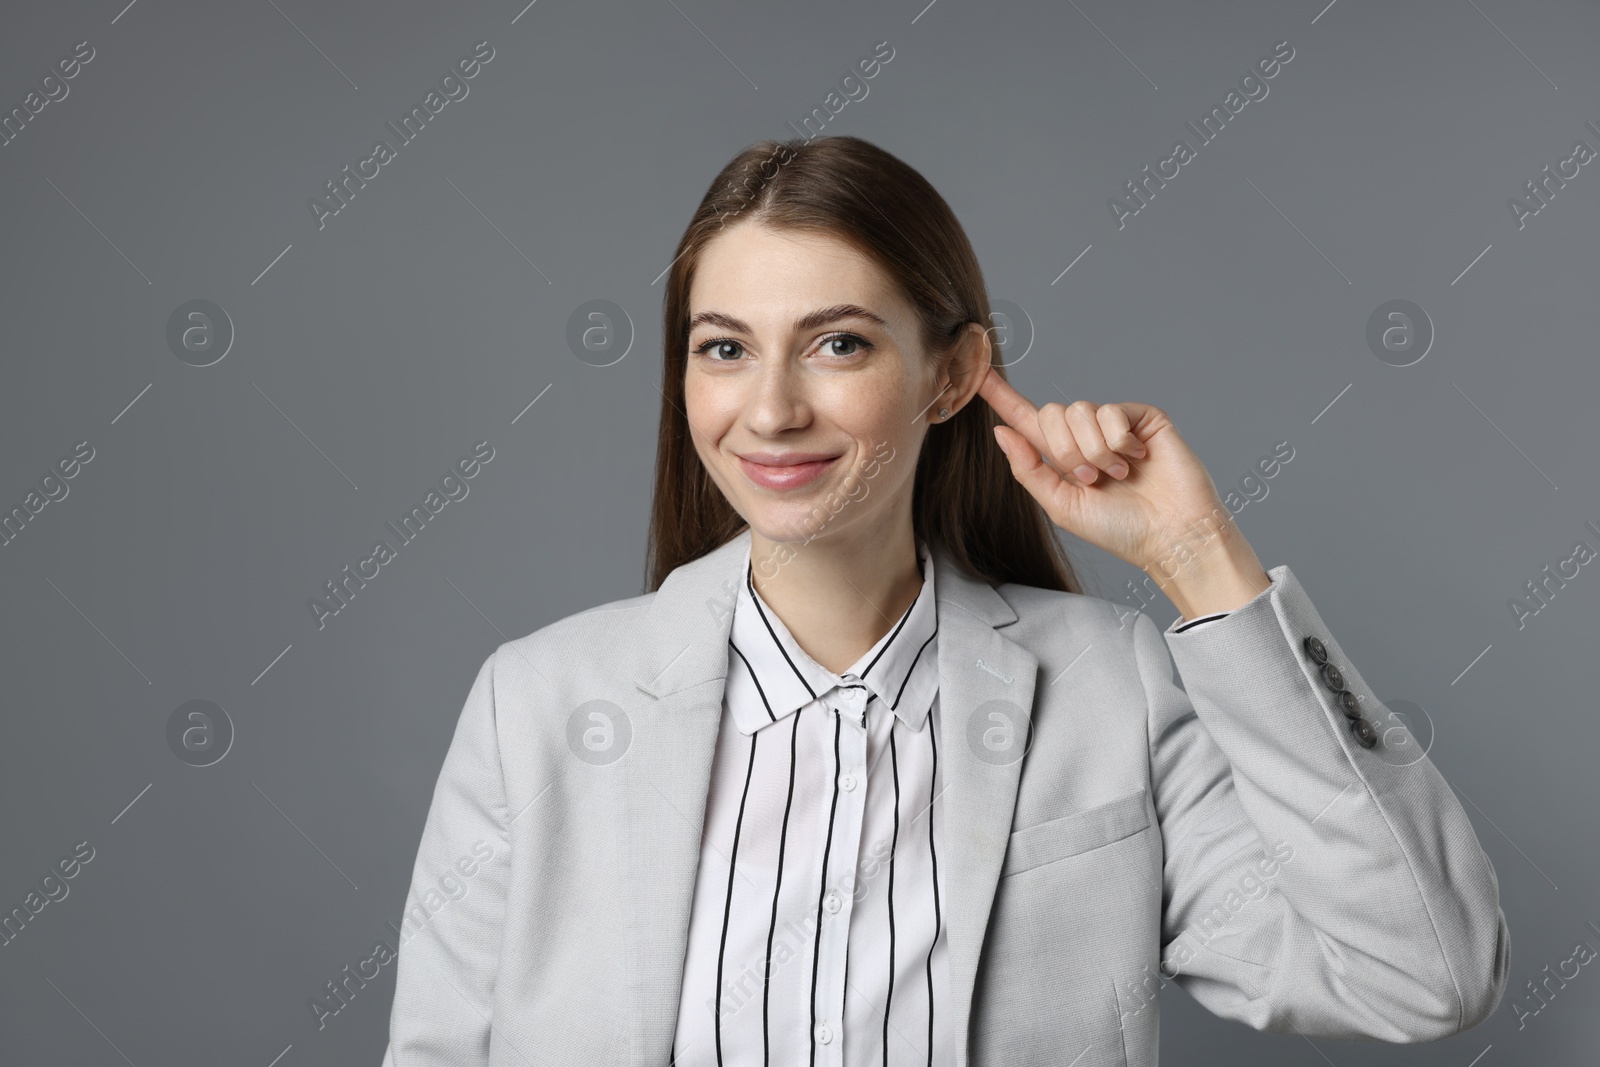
[646, 135, 1081, 596]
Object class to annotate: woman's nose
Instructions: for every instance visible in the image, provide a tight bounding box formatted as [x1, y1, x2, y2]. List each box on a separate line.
[745, 360, 810, 435]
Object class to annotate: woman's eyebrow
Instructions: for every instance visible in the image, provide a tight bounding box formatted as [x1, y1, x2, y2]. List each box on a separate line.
[687, 304, 889, 334]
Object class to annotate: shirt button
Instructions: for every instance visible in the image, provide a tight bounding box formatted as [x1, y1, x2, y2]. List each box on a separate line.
[839, 772, 857, 792]
[815, 1022, 833, 1044]
[825, 891, 842, 914]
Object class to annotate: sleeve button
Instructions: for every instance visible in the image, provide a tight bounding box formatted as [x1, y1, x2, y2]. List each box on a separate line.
[1320, 662, 1346, 692]
[1337, 690, 1362, 719]
[1350, 716, 1377, 748]
[1303, 636, 1329, 664]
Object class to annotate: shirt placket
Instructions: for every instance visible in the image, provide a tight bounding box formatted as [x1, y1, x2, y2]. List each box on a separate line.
[812, 678, 870, 1065]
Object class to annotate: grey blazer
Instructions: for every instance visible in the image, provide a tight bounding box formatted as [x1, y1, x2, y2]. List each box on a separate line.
[381, 529, 1510, 1066]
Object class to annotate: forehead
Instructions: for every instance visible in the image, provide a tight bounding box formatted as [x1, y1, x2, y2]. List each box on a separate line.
[689, 222, 903, 322]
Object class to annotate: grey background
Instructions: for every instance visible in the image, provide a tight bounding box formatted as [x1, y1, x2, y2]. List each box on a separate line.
[1, 0, 1594, 1062]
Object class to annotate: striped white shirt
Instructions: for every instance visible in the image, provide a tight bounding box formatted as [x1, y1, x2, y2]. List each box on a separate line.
[668, 541, 1231, 1066]
[671, 539, 949, 1067]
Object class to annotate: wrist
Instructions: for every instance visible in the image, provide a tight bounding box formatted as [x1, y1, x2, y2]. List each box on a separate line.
[1141, 511, 1271, 619]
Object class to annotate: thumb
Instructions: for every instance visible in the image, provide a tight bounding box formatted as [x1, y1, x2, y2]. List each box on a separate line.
[994, 424, 1077, 520]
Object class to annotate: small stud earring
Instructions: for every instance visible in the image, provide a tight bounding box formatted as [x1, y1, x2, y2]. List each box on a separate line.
[938, 407, 950, 420]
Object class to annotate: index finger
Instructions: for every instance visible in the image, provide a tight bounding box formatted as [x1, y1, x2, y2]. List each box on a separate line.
[976, 365, 1050, 456]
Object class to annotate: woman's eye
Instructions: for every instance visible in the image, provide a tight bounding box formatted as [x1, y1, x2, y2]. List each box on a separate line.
[696, 339, 744, 361]
[821, 334, 870, 357]
[693, 333, 870, 362]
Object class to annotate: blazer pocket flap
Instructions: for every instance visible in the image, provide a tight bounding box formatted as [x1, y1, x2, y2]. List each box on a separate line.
[1002, 788, 1152, 878]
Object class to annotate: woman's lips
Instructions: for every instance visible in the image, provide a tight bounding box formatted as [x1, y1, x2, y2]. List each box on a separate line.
[736, 454, 840, 491]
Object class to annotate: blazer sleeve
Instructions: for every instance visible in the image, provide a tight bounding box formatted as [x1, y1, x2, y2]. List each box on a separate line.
[381, 647, 513, 1066]
[1134, 564, 1511, 1042]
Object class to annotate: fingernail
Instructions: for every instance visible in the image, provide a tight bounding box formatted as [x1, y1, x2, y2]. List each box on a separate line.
[1108, 462, 1128, 479]
[1073, 464, 1098, 484]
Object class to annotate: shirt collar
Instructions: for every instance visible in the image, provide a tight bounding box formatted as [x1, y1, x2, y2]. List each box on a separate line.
[726, 539, 939, 736]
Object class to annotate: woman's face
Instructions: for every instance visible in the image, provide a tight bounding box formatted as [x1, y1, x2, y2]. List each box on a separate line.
[684, 221, 949, 551]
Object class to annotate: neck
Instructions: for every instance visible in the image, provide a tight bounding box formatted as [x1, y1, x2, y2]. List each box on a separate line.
[748, 517, 924, 676]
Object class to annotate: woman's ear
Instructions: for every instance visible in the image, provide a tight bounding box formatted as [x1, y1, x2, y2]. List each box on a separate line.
[929, 321, 994, 422]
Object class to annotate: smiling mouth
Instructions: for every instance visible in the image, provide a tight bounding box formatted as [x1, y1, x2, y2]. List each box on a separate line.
[736, 453, 842, 491]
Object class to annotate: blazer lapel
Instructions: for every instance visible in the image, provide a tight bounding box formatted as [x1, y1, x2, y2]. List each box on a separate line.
[615, 531, 1038, 1066]
[621, 531, 749, 1061]
[931, 546, 1040, 1064]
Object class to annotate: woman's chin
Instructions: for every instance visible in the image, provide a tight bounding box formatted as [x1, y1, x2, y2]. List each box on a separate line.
[743, 508, 853, 549]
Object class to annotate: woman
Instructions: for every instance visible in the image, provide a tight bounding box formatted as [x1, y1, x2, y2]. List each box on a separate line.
[381, 136, 1509, 1066]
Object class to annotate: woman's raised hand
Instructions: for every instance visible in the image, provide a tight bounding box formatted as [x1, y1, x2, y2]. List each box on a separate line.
[977, 366, 1270, 614]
